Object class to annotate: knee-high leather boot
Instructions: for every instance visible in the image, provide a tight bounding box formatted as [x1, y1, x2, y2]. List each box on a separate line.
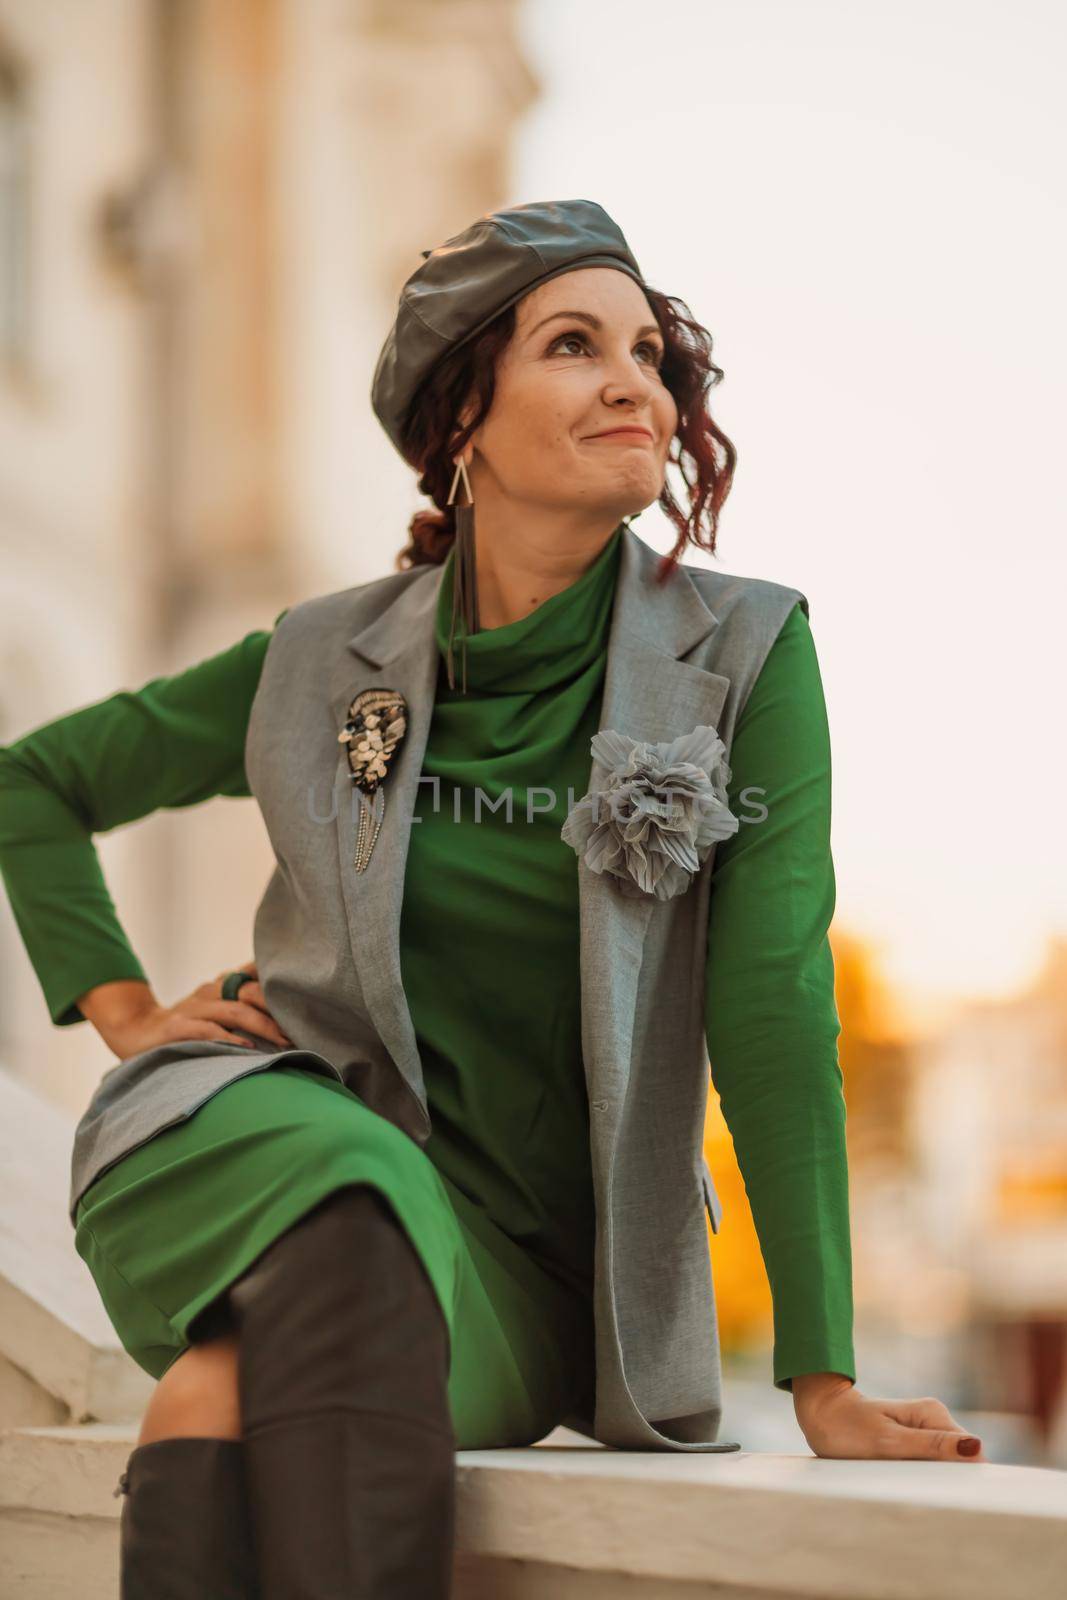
[227, 1184, 456, 1599]
[114, 1435, 259, 1598]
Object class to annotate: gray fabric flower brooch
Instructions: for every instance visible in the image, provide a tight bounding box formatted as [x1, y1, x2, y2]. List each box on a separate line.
[561, 725, 739, 901]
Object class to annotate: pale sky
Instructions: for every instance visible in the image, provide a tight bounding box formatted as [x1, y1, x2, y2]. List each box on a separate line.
[512, 0, 1067, 1016]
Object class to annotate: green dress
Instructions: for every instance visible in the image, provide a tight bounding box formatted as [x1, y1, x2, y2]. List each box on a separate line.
[0, 527, 854, 1441]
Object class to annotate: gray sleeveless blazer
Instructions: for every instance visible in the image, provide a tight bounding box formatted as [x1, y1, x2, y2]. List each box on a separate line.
[69, 525, 807, 1453]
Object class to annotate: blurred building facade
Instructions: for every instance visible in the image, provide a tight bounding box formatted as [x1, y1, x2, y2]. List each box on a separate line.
[910, 937, 1067, 1453]
[0, 0, 537, 1111]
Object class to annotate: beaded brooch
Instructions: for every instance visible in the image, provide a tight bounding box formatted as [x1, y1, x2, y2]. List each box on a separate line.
[337, 688, 409, 870]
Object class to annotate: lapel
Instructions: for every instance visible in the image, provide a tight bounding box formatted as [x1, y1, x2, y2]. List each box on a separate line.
[326, 524, 731, 1121]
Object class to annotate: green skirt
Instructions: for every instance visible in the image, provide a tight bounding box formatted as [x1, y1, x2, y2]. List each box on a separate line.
[73, 1064, 596, 1451]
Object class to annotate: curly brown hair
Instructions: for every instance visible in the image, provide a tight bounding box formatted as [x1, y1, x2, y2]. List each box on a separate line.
[394, 283, 736, 583]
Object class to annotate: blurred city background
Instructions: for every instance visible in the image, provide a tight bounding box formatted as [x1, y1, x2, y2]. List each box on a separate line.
[1, 0, 1064, 1467]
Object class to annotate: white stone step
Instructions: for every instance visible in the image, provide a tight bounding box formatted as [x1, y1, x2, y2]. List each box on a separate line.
[0, 1067, 154, 1427]
[2, 1421, 1065, 1599]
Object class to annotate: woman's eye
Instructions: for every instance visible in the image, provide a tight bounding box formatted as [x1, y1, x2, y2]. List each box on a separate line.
[549, 332, 663, 369]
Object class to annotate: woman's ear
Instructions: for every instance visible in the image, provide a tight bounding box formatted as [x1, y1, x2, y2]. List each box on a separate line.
[447, 434, 476, 470]
[450, 396, 480, 454]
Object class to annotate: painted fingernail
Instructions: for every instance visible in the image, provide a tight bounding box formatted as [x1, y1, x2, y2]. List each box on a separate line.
[957, 1437, 981, 1456]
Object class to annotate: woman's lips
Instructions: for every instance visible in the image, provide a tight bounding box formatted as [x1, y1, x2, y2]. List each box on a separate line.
[585, 429, 654, 443]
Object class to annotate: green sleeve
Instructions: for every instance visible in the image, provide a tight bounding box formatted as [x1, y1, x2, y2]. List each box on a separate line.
[704, 601, 856, 1392]
[0, 610, 288, 1029]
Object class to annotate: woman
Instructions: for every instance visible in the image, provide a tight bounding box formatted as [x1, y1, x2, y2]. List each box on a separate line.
[0, 199, 986, 1599]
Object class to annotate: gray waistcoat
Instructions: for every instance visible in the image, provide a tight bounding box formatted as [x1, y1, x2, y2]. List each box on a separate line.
[69, 525, 806, 1452]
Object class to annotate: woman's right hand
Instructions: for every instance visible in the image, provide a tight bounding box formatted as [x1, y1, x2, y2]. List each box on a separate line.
[81, 961, 294, 1061]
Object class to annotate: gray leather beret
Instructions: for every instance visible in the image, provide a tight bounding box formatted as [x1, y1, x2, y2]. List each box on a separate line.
[370, 197, 646, 462]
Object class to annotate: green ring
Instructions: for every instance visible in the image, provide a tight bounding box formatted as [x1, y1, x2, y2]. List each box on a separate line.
[221, 970, 255, 1002]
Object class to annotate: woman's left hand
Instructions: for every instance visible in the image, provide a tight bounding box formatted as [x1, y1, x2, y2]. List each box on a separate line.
[791, 1372, 989, 1461]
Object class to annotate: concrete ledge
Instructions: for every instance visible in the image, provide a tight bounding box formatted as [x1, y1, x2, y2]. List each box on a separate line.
[3, 1422, 1065, 1599]
[0, 1068, 154, 1425]
[452, 1433, 1067, 1600]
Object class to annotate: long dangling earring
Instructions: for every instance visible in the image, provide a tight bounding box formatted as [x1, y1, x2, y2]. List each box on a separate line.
[445, 453, 479, 694]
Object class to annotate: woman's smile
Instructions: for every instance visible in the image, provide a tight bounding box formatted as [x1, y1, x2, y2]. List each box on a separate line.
[583, 428, 655, 444]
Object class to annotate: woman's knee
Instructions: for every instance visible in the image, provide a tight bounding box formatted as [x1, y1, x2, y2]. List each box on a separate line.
[227, 1186, 450, 1420]
[138, 1327, 242, 1446]
[227, 1185, 413, 1341]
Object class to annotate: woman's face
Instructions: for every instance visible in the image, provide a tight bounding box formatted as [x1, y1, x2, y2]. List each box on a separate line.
[462, 267, 678, 522]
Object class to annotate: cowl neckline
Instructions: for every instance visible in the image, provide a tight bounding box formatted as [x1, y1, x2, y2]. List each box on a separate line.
[434, 522, 624, 695]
